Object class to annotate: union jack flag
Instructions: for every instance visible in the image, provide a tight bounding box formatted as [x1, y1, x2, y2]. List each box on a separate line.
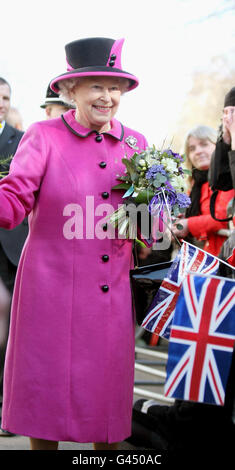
[141, 241, 220, 339]
[165, 273, 235, 405]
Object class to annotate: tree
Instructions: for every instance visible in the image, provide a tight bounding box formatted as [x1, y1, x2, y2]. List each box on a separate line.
[170, 53, 235, 152]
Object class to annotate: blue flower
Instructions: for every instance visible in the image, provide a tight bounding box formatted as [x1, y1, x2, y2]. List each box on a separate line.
[176, 193, 191, 208]
[149, 188, 177, 213]
[163, 149, 174, 156]
[165, 180, 175, 191]
[146, 164, 166, 179]
[163, 149, 183, 162]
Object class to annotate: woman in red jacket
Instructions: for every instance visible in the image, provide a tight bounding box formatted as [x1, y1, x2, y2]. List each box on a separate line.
[172, 125, 234, 256]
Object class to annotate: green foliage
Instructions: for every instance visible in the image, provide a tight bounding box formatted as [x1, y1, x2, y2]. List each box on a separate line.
[0, 154, 13, 178]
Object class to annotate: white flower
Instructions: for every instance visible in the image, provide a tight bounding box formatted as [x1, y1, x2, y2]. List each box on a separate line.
[145, 154, 158, 166]
[170, 175, 187, 191]
[139, 159, 146, 167]
[161, 157, 178, 172]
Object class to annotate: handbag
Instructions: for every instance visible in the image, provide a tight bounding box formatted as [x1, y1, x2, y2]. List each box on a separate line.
[130, 258, 172, 326]
[130, 217, 181, 326]
[210, 190, 234, 222]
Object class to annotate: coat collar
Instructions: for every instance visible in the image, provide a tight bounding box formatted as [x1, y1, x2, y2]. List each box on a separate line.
[61, 109, 124, 141]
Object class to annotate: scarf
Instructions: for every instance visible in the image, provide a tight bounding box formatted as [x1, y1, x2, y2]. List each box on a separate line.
[185, 168, 208, 218]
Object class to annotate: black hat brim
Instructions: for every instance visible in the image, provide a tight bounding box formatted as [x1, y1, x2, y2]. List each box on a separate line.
[40, 100, 74, 109]
[50, 66, 139, 93]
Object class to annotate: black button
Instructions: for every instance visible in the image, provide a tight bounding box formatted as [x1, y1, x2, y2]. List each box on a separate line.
[110, 54, 116, 60]
[99, 161, 107, 168]
[95, 135, 103, 142]
[102, 223, 108, 231]
[101, 285, 109, 292]
[102, 192, 109, 199]
[102, 255, 109, 262]
[109, 60, 115, 67]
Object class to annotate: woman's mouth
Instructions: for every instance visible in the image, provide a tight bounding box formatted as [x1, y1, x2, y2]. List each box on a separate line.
[93, 105, 111, 114]
[197, 155, 208, 161]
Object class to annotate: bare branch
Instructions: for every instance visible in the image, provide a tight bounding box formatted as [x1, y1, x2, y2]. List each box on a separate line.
[186, 3, 235, 25]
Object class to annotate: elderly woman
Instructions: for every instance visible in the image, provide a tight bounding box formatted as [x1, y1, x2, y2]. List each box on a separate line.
[172, 125, 234, 256]
[0, 38, 148, 450]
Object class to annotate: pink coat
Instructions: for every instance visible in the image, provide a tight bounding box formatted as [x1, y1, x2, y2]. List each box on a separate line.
[1, 110, 148, 443]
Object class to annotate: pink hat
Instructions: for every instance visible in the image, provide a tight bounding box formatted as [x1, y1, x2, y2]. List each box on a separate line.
[50, 37, 139, 93]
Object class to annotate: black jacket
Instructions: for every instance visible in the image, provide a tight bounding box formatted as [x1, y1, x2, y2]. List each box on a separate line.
[0, 123, 28, 266]
[228, 150, 235, 189]
[0, 122, 23, 158]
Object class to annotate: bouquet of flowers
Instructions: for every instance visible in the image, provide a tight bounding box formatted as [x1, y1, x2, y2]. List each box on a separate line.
[108, 146, 191, 241]
[0, 155, 13, 178]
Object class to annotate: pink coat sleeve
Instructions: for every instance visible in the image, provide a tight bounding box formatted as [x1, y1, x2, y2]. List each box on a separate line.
[0, 123, 47, 229]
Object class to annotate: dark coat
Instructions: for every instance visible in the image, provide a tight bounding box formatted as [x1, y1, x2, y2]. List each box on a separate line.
[0, 123, 23, 158]
[0, 123, 28, 266]
[228, 150, 235, 190]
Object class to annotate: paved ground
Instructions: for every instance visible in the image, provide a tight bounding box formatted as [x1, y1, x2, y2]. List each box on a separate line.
[0, 434, 141, 450]
[0, 341, 167, 451]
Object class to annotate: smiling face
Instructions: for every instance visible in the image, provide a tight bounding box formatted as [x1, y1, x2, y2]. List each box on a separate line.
[70, 76, 123, 132]
[0, 83, 11, 123]
[187, 136, 215, 170]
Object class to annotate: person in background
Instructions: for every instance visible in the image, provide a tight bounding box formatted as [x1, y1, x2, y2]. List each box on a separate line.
[6, 107, 23, 131]
[0, 77, 28, 436]
[209, 86, 235, 267]
[208, 86, 235, 445]
[172, 125, 234, 256]
[0, 78, 23, 156]
[40, 84, 75, 119]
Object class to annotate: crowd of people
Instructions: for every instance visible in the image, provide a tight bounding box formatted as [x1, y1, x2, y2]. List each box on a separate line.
[0, 36, 234, 453]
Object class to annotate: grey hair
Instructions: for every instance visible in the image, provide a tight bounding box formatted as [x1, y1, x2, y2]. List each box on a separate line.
[57, 78, 79, 105]
[184, 125, 217, 169]
[57, 76, 130, 105]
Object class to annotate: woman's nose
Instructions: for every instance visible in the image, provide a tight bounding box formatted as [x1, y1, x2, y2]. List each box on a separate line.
[100, 89, 111, 101]
[195, 146, 202, 154]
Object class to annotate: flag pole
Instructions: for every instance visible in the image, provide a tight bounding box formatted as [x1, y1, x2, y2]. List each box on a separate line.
[158, 214, 234, 272]
[184, 240, 235, 271]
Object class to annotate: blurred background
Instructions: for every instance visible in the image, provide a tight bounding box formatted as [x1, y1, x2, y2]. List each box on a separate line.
[1, 0, 235, 151]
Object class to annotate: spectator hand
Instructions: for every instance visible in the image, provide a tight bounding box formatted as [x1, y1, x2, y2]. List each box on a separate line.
[223, 106, 235, 147]
[172, 218, 189, 238]
[138, 246, 152, 260]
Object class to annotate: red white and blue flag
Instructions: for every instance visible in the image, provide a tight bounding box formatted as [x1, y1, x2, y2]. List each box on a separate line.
[164, 273, 235, 405]
[141, 241, 220, 339]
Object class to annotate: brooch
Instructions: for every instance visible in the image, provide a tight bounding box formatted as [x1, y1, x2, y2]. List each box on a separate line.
[125, 136, 139, 150]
